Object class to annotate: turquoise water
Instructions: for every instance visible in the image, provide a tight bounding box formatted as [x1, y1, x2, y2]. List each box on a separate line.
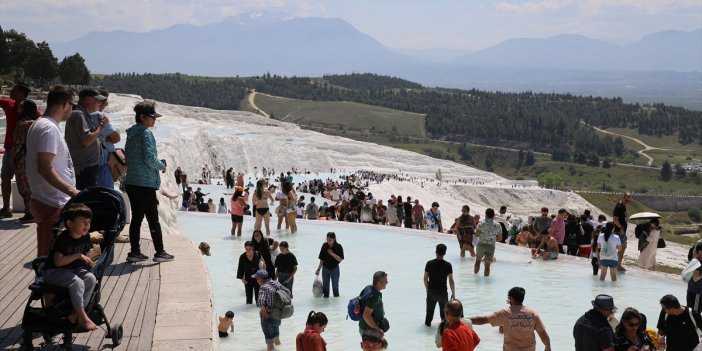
[178, 212, 683, 350]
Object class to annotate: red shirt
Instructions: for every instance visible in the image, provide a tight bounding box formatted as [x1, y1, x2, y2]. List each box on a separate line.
[442, 321, 480, 351]
[1, 98, 41, 149]
[295, 330, 327, 351]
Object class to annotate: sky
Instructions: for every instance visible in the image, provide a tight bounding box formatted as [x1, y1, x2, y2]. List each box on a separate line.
[1, 0, 700, 50]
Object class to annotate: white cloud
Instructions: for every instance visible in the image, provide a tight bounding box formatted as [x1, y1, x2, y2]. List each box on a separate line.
[495, 0, 571, 15]
[495, 0, 702, 16]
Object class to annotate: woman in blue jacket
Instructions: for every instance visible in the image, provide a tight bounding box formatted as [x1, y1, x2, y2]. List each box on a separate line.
[124, 100, 173, 263]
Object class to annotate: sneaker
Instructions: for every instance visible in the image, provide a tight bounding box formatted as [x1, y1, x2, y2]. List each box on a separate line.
[0, 209, 12, 218]
[18, 214, 34, 222]
[153, 251, 175, 263]
[115, 235, 130, 243]
[126, 252, 149, 263]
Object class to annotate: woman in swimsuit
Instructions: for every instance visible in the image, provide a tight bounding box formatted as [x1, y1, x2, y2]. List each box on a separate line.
[252, 179, 274, 236]
[282, 181, 298, 234]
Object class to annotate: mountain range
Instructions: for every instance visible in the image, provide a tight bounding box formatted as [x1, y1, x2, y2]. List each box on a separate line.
[50, 12, 702, 108]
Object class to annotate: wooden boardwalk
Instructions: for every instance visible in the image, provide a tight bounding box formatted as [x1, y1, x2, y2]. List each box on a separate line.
[0, 218, 160, 350]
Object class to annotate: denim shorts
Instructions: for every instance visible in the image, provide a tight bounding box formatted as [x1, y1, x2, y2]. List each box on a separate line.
[616, 233, 627, 246]
[260, 316, 281, 344]
[600, 259, 618, 268]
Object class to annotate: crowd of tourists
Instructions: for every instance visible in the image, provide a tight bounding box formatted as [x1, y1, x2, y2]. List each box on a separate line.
[2, 84, 692, 350]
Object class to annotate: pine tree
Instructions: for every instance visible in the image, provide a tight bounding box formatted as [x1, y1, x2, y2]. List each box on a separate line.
[59, 53, 90, 85]
[661, 160, 672, 181]
[25, 41, 59, 85]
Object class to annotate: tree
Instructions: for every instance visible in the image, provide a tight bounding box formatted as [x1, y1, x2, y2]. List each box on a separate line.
[0, 26, 9, 74]
[4, 29, 37, 78]
[661, 160, 672, 181]
[674, 163, 686, 179]
[25, 41, 58, 85]
[689, 207, 702, 223]
[525, 150, 535, 166]
[435, 169, 443, 185]
[537, 172, 563, 189]
[602, 159, 611, 168]
[59, 53, 90, 85]
[613, 137, 625, 157]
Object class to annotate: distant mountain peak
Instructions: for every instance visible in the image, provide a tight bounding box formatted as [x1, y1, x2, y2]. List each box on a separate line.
[221, 11, 296, 27]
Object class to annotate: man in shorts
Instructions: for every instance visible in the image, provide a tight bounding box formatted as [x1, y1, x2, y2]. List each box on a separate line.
[534, 230, 559, 260]
[612, 192, 632, 272]
[474, 208, 502, 277]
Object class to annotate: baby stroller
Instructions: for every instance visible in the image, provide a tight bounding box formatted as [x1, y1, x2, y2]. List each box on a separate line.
[21, 186, 127, 350]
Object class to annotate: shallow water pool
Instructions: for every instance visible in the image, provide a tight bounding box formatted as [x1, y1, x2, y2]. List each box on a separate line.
[178, 213, 683, 350]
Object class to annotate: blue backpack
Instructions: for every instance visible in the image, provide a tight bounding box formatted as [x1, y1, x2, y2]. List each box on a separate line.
[347, 287, 378, 321]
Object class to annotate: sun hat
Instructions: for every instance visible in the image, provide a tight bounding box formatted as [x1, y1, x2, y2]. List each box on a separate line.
[591, 294, 617, 311]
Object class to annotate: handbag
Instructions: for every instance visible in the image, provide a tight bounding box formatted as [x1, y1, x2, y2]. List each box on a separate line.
[657, 238, 666, 249]
[638, 239, 649, 252]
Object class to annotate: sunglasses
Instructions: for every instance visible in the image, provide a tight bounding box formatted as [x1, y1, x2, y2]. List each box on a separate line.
[626, 322, 640, 328]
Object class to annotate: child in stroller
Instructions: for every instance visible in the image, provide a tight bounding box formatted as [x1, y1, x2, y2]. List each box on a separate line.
[42, 203, 99, 331]
[21, 186, 126, 350]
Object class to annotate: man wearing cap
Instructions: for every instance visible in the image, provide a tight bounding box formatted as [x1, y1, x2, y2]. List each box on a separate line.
[573, 294, 616, 351]
[254, 269, 291, 350]
[0, 83, 40, 218]
[89, 88, 120, 188]
[65, 88, 109, 189]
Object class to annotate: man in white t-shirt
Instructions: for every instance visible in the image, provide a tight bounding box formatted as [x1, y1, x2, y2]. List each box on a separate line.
[26, 85, 80, 257]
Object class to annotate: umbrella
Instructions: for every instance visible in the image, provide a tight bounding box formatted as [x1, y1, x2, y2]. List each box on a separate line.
[629, 212, 661, 220]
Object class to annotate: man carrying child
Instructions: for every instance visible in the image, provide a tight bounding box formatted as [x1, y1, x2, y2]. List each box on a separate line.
[42, 203, 98, 331]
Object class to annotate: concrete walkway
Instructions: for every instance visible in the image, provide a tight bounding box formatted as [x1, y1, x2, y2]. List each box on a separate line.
[0, 217, 218, 351]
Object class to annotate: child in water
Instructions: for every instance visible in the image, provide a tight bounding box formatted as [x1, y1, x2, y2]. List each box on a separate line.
[218, 311, 234, 337]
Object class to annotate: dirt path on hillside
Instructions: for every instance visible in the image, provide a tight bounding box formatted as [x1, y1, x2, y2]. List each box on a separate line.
[581, 121, 670, 167]
[246, 91, 270, 118]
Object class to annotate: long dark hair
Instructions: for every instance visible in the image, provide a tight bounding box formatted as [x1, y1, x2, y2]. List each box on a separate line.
[305, 310, 328, 327]
[232, 188, 243, 201]
[255, 179, 264, 199]
[281, 180, 292, 195]
[603, 222, 614, 242]
[250, 229, 269, 253]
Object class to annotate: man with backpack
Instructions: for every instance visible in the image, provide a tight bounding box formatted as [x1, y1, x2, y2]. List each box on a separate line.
[254, 269, 292, 350]
[305, 196, 319, 220]
[358, 271, 389, 338]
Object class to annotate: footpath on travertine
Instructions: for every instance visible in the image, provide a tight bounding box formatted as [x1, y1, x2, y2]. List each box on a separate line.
[137, 225, 219, 351]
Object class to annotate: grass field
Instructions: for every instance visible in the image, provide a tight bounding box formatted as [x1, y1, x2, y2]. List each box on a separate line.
[596, 127, 702, 166]
[250, 94, 426, 137]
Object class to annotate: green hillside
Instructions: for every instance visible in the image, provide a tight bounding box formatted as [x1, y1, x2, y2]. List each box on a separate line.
[250, 93, 426, 138]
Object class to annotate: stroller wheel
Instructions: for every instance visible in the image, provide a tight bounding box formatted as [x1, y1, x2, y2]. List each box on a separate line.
[110, 323, 123, 347]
